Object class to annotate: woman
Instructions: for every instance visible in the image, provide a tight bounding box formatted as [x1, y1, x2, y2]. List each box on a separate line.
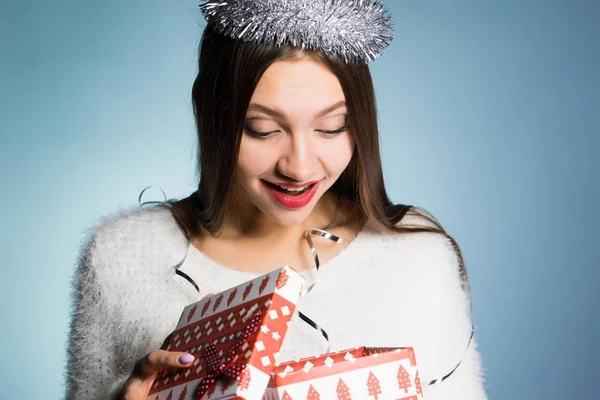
[65, 1, 486, 399]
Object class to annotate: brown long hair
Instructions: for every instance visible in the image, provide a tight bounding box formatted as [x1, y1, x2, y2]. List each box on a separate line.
[171, 25, 469, 288]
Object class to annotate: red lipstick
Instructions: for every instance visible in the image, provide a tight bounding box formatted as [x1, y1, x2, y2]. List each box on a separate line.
[262, 180, 321, 209]
[269, 180, 321, 188]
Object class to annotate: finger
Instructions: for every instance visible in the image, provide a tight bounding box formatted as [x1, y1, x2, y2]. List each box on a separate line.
[133, 350, 195, 378]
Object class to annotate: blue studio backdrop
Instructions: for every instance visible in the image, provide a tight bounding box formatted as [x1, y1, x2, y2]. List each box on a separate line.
[0, 1, 598, 399]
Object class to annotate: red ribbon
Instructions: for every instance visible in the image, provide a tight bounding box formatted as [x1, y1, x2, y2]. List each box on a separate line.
[195, 313, 263, 399]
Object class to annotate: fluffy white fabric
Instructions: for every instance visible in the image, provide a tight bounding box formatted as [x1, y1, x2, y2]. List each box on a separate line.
[64, 205, 486, 399]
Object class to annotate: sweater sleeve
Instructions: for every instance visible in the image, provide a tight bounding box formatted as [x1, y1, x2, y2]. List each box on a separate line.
[391, 208, 487, 398]
[64, 205, 195, 400]
[426, 335, 488, 399]
[64, 226, 131, 400]
[421, 234, 488, 400]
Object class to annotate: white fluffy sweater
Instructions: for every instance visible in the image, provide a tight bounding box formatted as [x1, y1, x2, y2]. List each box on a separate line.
[64, 205, 487, 399]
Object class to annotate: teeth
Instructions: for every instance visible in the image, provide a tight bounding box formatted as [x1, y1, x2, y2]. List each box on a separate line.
[277, 184, 310, 192]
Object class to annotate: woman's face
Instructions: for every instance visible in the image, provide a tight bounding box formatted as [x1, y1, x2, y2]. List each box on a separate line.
[235, 57, 355, 226]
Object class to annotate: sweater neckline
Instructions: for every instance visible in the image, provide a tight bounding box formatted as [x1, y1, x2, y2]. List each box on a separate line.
[183, 218, 377, 292]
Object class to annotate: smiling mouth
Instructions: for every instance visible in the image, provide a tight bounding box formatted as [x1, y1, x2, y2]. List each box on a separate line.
[262, 180, 317, 196]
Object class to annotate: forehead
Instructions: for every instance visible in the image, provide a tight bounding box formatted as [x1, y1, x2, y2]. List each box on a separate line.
[250, 58, 345, 116]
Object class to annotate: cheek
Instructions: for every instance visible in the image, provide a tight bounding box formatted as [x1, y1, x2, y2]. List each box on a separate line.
[320, 135, 355, 174]
[236, 139, 274, 180]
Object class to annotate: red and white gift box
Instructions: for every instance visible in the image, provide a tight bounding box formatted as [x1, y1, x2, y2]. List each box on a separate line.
[263, 347, 424, 400]
[147, 266, 305, 400]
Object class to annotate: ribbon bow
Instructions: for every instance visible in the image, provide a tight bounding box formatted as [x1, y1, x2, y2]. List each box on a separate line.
[195, 313, 263, 399]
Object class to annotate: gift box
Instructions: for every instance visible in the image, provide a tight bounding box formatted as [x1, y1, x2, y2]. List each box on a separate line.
[263, 347, 424, 400]
[148, 266, 305, 400]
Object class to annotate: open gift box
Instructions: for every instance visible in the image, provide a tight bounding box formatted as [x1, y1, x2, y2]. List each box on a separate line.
[263, 347, 424, 400]
[147, 265, 305, 400]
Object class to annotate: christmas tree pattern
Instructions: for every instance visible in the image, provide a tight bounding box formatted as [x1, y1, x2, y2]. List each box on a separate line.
[336, 377, 352, 400]
[415, 371, 422, 397]
[259, 275, 271, 295]
[306, 384, 321, 400]
[227, 287, 238, 306]
[276, 270, 289, 289]
[243, 281, 254, 300]
[177, 385, 187, 400]
[281, 390, 293, 400]
[397, 365, 413, 393]
[213, 293, 224, 312]
[367, 371, 382, 400]
[187, 304, 198, 323]
[201, 298, 212, 317]
[238, 368, 251, 391]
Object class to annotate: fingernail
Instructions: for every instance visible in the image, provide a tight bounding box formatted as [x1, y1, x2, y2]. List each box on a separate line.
[178, 353, 194, 364]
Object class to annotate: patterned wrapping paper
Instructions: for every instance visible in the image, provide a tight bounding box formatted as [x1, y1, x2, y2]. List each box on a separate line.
[148, 266, 305, 400]
[263, 347, 424, 400]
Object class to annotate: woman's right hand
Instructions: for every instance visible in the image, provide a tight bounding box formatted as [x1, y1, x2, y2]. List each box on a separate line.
[116, 350, 195, 400]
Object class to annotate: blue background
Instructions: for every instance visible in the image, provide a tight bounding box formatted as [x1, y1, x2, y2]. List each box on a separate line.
[1, 1, 598, 398]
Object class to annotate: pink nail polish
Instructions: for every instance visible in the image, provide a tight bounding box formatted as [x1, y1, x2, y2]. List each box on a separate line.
[178, 353, 194, 364]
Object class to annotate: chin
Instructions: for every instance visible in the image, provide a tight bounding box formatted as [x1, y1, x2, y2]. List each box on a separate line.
[251, 197, 316, 225]
[268, 208, 315, 226]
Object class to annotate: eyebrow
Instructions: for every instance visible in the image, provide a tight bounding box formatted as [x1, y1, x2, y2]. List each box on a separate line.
[246, 100, 346, 119]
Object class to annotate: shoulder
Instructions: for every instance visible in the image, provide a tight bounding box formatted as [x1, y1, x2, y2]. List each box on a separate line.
[75, 204, 189, 280]
[386, 230, 462, 284]
[364, 206, 466, 293]
[368, 206, 459, 263]
[373, 207, 473, 339]
[87, 203, 185, 245]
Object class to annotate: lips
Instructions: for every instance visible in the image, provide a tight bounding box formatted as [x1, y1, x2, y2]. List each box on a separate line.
[264, 181, 317, 195]
[262, 180, 321, 209]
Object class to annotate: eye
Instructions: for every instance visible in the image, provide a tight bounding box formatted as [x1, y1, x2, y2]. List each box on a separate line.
[244, 124, 273, 138]
[244, 121, 280, 138]
[319, 125, 347, 135]
[317, 118, 348, 135]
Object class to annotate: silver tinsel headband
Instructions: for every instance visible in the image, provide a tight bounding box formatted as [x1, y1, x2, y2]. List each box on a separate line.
[199, 0, 394, 64]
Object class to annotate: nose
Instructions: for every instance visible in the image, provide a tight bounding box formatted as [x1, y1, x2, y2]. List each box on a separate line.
[276, 135, 315, 182]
